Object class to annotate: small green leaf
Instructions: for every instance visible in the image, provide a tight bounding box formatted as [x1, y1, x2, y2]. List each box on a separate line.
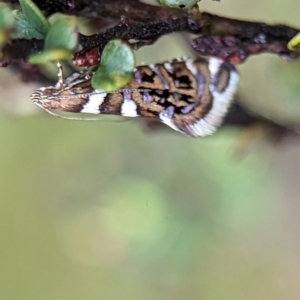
[45, 15, 78, 51]
[288, 33, 300, 51]
[157, 0, 199, 8]
[92, 66, 134, 92]
[29, 48, 72, 64]
[12, 10, 44, 39]
[28, 16, 78, 64]
[0, 4, 14, 29]
[92, 40, 135, 92]
[19, 0, 49, 37]
[0, 4, 15, 45]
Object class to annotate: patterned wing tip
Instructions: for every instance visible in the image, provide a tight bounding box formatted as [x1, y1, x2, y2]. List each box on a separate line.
[160, 58, 239, 137]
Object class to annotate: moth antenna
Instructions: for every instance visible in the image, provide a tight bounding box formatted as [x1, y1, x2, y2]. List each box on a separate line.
[55, 61, 64, 89]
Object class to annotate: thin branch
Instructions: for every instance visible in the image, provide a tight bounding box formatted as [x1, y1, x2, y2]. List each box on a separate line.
[1, 1, 299, 65]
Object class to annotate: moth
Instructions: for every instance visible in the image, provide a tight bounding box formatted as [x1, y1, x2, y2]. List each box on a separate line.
[31, 57, 239, 137]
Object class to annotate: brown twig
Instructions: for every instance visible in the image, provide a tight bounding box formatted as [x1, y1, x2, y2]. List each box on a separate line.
[1, 1, 299, 64]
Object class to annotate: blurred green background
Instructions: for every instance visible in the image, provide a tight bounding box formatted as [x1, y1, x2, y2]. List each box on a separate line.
[1, 0, 300, 299]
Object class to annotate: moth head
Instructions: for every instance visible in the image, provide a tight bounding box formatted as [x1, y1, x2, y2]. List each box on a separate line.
[30, 87, 58, 108]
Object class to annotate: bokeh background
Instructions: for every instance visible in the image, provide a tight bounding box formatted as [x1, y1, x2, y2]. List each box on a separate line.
[1, 0, 300, 299]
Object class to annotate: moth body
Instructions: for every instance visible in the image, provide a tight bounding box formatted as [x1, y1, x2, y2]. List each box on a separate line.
[31, 57, 239, 137]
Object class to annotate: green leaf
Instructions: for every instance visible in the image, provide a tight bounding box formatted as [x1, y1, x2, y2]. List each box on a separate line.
[45, 15, 78, 51]
[91, 40, 135, 92]
[12, 10, 44, 39]
[28, 48, 72, 64]
[0, 4, 15, 45]
[19, 0, 49, 37]
[288, 33, 300, 51]
[0, 4, 14, 30]
[29, 15, 78, 64]
[157, 0, 199, 8]
[12, 0, 50, 40]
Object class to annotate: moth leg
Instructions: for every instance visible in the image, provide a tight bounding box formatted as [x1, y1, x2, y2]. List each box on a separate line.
[55, 61, 64, 89]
